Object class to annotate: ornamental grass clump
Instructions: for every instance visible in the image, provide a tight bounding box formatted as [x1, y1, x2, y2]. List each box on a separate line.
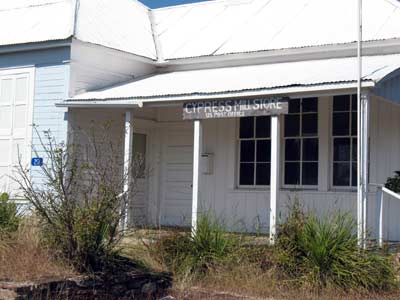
[275, 202, 397, 291]
[152, 213, 240, 276]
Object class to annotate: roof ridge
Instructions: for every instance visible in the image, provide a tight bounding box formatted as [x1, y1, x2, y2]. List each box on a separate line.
[130, 0, 150, 10]
[152, 0, 224, 11]
[0, 0, 67, 12]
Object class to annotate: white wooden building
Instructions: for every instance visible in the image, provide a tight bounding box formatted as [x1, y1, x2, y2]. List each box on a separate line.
[2, 0, 400, 242]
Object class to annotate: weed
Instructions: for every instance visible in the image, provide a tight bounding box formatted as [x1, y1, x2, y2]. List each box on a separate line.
[0, 192, 20, 236]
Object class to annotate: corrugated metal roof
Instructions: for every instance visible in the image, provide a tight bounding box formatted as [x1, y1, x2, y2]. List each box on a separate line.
[0, 0, 74, 47]
[1, 0, 400, 61]
[60, 54, 400, 105]
[153, 0, 400, 60]
[74, 0, 157, 59]
[0, 0, 157, 60]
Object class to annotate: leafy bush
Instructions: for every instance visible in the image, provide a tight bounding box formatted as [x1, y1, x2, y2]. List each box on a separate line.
[275, 203, 396, 291]
[152, 213, 240, 276]
[385, 171, 400, 193]
[0, 192, 20, 235]
[14, 127, 139, 273]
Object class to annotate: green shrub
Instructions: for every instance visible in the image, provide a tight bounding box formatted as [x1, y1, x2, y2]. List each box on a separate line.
[275, 204, 396, 291]
[0, 193, 20, 235]
[385, 171, 400, 193]
[153, 213, 240, 276]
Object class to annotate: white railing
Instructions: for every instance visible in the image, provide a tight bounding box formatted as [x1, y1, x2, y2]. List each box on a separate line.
[375, 185, 400, 247]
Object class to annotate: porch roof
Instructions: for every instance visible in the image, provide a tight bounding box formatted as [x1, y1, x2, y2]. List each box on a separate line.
[59, 54, 400, 107]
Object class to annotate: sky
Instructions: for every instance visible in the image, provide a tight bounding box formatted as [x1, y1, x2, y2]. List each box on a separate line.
[139, 0, 211, 8]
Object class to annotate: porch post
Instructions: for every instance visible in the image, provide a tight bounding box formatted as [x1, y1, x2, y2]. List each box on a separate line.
[362, 92, 370, 243]
[270, 115, 280, 244]
[192, 120, 203, 233]
[358, 92, 370, 247]
[122, 111, 133, 230]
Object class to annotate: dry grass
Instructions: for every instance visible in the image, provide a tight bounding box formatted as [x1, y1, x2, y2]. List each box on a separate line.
[0, 220, 75, 282]
[122, 228, 400, 300]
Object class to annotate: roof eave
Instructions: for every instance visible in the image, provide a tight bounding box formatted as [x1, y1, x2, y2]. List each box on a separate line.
[0, 38, 72, 55]
[57, 81, 375, 108]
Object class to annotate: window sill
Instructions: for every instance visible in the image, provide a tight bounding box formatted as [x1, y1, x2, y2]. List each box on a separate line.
[228, 188, 359, 194]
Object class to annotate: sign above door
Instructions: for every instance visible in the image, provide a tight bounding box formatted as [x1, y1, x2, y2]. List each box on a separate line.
[182, 97, 289, 120]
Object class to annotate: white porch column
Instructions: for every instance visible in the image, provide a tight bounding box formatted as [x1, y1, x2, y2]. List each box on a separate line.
[123, 111, 133, 230]
[192, 120, 203, 233]
[357, 92, 370, 247]
[270, 115, 280, 244]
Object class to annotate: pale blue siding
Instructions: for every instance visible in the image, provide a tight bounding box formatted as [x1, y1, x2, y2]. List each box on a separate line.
[0, 46, 71, 185]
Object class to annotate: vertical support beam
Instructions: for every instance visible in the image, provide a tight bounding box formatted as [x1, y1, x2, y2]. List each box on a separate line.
[192, 120, 202, 234]
[358, 92, 370, 248]
[361, 92, 370, 244]
[123, 111, 133, 230]
[356, 0, 363, 248]
[270, 115, 280, 245]
[376, 186, 384, 248]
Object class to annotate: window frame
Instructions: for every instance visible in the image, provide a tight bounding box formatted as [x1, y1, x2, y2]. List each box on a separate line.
[237, 116, 271, 189]
[283, 98, 319, 190]
[330, 95, 358, 190]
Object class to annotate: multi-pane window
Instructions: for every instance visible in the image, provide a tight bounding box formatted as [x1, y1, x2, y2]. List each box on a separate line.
[284, 98, 318, 186]
[332, 95, 357, 187]
[239, 116, 271, 186]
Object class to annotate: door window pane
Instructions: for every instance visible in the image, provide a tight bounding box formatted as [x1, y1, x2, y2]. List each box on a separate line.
[240, 140, 255, 162]
[302, 162, 318, 185]
[256, 163, 270, 185]
[240, 163, 254, 185]
[302, 97, 318, 112]
[133, 133, 146, 177]
[352, 95, 357, 111]
[256, 140, 270, 162]
[351, 138, 357, 162]
[333, 163, 350, 186]
[352, 163, 358, 187]
[332, 113, 349, 136]
[289, 99, 300, 113]
[333, 95, 350, 111]
[303, 138, 318, 161]
[351, 111, 358, 136]
[240, 117, 254, 138]
[302, 113, 317, 136]
[256, 116, 270, 138]
[333, 138, 350, 161]
[285, 139, 300, 161]
[285, 162, 300, 185]
[284, 114, 300, 137]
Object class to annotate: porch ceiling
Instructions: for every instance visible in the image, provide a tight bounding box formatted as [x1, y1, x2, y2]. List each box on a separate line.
[59, 54, 400, 107]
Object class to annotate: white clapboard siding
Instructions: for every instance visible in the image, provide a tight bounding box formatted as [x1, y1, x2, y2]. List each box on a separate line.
[68, 95, 400, 237]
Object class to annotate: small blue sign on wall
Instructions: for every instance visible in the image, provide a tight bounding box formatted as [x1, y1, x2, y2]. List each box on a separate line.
[31, 158, 43, 167]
